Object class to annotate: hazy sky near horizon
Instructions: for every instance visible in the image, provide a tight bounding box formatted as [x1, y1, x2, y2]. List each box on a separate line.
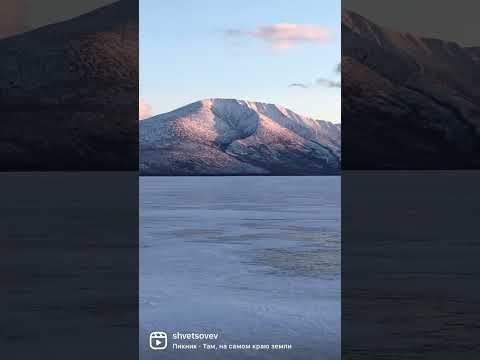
[140, 0, 341, 122]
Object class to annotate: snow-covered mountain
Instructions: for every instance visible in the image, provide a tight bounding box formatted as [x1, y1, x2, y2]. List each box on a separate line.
[343, 9, 480, 169]
[0, 0, 138, 170]
[140, 99, 341, 175]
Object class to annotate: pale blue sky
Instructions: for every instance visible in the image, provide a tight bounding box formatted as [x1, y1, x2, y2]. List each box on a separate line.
[140, 0, 341, 122]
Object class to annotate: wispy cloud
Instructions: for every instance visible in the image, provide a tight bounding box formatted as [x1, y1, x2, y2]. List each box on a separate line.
[289, 77, 340, 89]
[289, 62, 341, 89]
[226, 23, 332, 50]
[315, 78, 341, 88]
[139, 99, 152, 120]
[289, 83, 310, 89]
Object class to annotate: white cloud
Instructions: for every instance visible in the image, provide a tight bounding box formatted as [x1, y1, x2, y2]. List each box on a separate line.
[226, 23, 332, 50]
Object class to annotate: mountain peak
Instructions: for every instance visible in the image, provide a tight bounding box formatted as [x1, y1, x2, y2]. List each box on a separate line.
[193, 98, 328, 126]
[199, 98, 286, 112]
[0, 0, 138, 170]
[140, 99, 340, 175]
[342, 9, 480, 169]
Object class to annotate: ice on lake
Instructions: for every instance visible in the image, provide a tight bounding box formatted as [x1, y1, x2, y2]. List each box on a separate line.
[140, 176, 340, 360]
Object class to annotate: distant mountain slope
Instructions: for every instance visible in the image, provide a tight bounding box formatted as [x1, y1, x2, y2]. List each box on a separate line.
[140, 99, 340, 175]
[342, 9, 480, 169]
[0, 0, 138, 170]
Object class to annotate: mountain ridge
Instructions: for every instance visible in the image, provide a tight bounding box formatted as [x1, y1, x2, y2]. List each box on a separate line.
[140, 98, 340, 175]
[0, 0, 138, 170]
[342, 9, 480, 169]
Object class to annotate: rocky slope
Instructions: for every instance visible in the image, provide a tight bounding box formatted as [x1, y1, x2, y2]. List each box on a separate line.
[140, 99, 340, 175]
[0, 0, 138, 170]
[342, 9, 480, 169]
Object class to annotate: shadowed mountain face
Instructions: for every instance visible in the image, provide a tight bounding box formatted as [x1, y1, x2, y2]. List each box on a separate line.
[342, 9, 480, 169]
[0, 0, 138, 170]
[140, 99, 341, 175]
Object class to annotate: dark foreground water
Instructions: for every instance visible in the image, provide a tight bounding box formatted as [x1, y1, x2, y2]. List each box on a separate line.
[140, 176, 340, 360]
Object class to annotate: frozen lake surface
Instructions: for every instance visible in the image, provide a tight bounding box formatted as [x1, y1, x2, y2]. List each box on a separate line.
[140, 176, 340, 359]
